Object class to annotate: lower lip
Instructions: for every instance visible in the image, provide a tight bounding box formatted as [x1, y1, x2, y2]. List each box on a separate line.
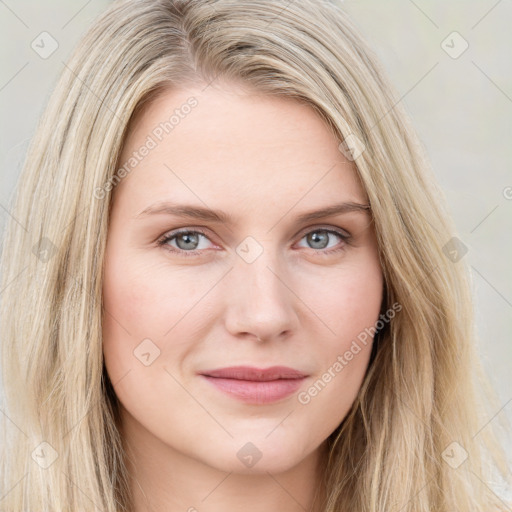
[200, 375, 306, 404]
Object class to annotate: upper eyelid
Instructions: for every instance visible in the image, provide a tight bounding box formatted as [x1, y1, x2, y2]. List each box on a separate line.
[300, 224, 351, 236]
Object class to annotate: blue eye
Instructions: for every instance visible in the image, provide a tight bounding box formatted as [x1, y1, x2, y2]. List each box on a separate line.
[157, 226, 351, 257]
[158, 229, 212, 255]
[296, 228, 350, 254]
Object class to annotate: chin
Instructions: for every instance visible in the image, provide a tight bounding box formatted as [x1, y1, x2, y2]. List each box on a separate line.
[202, 436, 313, 475]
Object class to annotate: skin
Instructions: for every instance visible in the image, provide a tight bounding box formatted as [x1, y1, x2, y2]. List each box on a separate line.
[102, 81, 384, 512]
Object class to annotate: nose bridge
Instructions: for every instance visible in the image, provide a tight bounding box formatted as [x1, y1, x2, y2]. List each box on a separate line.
[234, 239, 286, 303]
[224, 237, 297, 339]
[243, 252, 279, 293]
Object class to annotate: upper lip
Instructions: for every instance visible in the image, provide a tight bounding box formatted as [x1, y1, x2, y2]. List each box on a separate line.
[200, 365, 308, 381]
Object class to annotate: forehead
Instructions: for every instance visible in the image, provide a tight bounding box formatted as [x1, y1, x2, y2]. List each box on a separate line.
[114, 83, 367, 214]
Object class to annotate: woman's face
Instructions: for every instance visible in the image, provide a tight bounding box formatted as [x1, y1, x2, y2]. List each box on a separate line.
[102, 82, 383, 475]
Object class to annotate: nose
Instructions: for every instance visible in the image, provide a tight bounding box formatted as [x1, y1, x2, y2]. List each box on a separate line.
[223, 249, 299, 343]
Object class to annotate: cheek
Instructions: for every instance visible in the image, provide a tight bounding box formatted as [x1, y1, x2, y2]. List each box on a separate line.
[102, 254, 196, 343]
[294, 256, 383, 422]
[339, 268, 383, 346]
[101, 245, 216, 389]
[101, 247, 173, 378]
[303, 255, 383, 348]
[101, 251, 198, 426]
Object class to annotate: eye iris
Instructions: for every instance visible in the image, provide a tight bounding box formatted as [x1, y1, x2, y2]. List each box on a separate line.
[307, 230, 329, 249]
[176, 232, 200, 250]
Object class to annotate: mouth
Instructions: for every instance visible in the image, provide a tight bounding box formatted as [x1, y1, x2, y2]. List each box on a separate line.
[199, 366, 308, 404]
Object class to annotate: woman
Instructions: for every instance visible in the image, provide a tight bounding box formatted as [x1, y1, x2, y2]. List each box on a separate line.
[0, 0, 510, 510]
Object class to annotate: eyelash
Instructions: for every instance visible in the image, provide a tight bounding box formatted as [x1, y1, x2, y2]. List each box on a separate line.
[156, 226, 352, 258]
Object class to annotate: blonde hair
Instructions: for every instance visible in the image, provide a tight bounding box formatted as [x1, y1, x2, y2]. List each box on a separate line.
[1, 0, 510, 510]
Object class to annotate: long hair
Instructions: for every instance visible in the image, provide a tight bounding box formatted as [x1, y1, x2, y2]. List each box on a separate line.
[1, 0, 510, 510]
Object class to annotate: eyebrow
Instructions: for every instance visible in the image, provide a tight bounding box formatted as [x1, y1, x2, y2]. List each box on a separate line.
[135, 201, 371, 224]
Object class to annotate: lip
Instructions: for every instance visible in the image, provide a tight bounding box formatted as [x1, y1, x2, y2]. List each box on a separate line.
[199, 365, 308, 404]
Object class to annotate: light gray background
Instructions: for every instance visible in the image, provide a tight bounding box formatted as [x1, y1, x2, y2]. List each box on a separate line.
[1, 0, 511, 498]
